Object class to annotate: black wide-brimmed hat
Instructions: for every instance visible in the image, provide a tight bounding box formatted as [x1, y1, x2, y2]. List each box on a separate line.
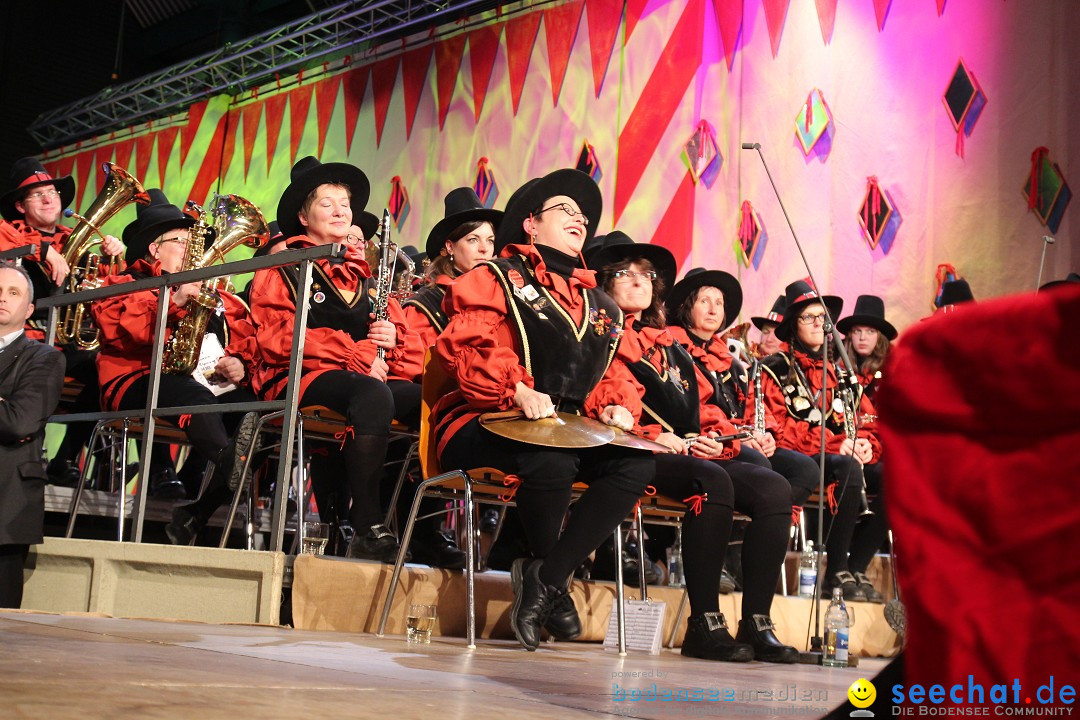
[836, 294, 897, 340]
[122, 188, 198, 263]
[276, 156, 370, 240]
[493, 168, 601, 254]
[357, 211, 381, 243]
[1038, 272, 1079, 292]
[584, 231, 677, 291]
[937, 278, 974, 308]
[1, 157, 76, 221]
[664, 267, 744, 330]
[425, 187, 503, 261]
[751, 295, 786, 331]
[252, 220, 286, 259]
[774, 280, 843, 342]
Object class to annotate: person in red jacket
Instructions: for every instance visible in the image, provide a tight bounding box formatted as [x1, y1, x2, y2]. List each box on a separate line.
[591, 234, 797, 663]
[759, 280, 886, 602]
[91, 189, 258, 543]
[838, 294, 897, 403]
[401, 187, 501, 348]
[434, 169, 653, 652]
[248, 156, 425, 562]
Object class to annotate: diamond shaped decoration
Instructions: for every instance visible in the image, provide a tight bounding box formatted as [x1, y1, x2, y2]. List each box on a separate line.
[388, 176, 411, 232]
[858, 176, 902, 254]
[576, 140, 602, 183]
[733, 200, 768, 270]
[942, 59, 987, 157]
[794, 89, 834, 157]
[681, 120, 722, 189]
[473, 157, 499, 209]
[1022, 148, 1071, 234]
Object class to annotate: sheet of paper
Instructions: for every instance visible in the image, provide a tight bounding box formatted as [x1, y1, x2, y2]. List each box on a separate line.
[190, 333, 236, 397]
[603, 598, 666, 655]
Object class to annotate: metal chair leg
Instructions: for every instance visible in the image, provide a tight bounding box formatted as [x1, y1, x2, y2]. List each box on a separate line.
[667, 590, 690, 648]
[220, 413, 275, 549]
[613, 523, 627, 656]
[65, 420, 106, 538]
[634, 506, 648, 602]
[463, 476, 476, 649]
[118, 420, 130, 542]
[383, 439, 419, 534]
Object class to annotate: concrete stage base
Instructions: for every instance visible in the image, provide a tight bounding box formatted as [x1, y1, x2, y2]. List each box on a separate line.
[21, 537, 286, 625]
[292, 554, 902, 657]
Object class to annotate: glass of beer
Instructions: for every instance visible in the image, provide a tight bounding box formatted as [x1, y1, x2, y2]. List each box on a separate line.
[301, 522, 329, 555]
[406, 603, 437, 643]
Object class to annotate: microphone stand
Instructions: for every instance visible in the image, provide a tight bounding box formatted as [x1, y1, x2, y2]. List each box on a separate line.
[742, 142, 855, 666]
[1036, 235, 1055, 291]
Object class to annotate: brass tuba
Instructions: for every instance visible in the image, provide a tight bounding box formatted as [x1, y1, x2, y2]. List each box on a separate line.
[162, 194, 268, 375]
[57, 162, 150, 349]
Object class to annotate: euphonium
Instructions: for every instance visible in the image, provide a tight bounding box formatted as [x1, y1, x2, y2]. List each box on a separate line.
[57, 162, 150, 349]
[162, 195, 269, 375]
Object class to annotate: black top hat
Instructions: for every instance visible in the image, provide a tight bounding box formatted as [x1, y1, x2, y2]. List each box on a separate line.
[665, 267, 744, 331]
[424, 187, 503, 261]
[493, 169, 601, 254]
[252, 220, 286, 259]
[1, 157, 76, 221]
[122, 188, 197, 264]
[357, 211, 381, 243]
[774, 280, 843, 343]
[938, 278, 974, 307]
[584, 231, 677, 291]
[751, 295, 786, 331]
[276, 156, 370, 240]
[1038, 272, 1080, 292]
[836, 294, 897, 340]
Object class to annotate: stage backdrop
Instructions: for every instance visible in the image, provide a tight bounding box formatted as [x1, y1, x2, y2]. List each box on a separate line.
[39, 0, 1078, 332]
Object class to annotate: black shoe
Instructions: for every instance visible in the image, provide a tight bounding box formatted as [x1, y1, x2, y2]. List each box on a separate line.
[165, 506, 201, 545]
[224, 412, 260, 492]
[828, 570, 868, 602]
[543, 587, 582, 641]
[410, 529, 467, 570]
[480, 508, 501, 533]
[681, 612, 754, 662]
[622, 542, 664, 587]
[149, 467, 187, 500]
[736, 614, 799, 664]
[718, 568, 737, 595]
[47, 458, 82, 487]
[853, 571, 885, 604]
[346, 524, 404, 563]
[510, 558, 560, 651]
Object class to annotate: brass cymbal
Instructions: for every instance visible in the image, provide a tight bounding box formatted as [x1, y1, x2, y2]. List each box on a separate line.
[479, 410, 615, 448]
[609, 428, 673, 453]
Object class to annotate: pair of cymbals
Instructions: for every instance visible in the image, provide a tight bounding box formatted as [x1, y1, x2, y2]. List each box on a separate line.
[479, 410, 671, 453]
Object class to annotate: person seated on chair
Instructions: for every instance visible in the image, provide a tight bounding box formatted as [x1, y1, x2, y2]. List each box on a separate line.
[0, 263, 66, 608]
[248, 156, 426, 562]
[750, 294, 787, 359]
[433, 169, 655, 652]
[91, 189, 259, 545]
[591, 235, 797, 664]
[839, 294, 897, 403]
[759, 280, 886, 603]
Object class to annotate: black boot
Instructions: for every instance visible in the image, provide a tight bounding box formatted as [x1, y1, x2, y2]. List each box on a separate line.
[681, 612, 753, 662]
[736, 614, 798, 664]
[543, 587, 582, 641]
[347, 523, 404, 563]
[165, 505, 201, 545]
[510, 558, 560, 651]
[827, 570, 868, 602]
[47, 458, 82, 487]
[221, 412, 259, 492]
[853, 571, 885, 604]
[409, 528, 466, 570]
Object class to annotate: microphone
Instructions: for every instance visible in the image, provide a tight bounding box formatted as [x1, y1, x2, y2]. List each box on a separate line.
[741, 142, 761, 150]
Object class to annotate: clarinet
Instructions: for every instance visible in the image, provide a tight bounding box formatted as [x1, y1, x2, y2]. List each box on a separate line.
[373, 209, 394, 361]
[837, 365, 873, 516]
[752, 360, 766, 437]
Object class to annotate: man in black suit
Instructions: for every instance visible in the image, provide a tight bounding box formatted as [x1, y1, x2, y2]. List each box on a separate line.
[0, 263, 65, 608]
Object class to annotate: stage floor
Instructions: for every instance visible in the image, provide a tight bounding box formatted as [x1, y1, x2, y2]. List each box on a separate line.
[0, 611, 885, 719]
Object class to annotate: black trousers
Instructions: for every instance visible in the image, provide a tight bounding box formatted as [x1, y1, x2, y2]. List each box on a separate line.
[0, 544, 30, 609]
[116, 374, 231, 462]
[803, 453, 888, 575]
[441, 417, 654, 588]
[52, 347, 101, 465]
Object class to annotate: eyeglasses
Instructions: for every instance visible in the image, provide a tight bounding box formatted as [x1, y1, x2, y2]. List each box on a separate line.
[23, 188, 59, 203]
[797, 313, 827, 325]
[612, 270, 657, 281]
[536, 203, 589, 225]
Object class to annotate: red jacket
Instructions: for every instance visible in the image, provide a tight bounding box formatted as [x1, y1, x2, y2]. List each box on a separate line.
[401, 275, 452, 349]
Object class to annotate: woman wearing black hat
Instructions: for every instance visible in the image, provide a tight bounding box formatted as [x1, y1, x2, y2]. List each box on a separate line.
[759, 281, 885, 602]
[594, 243, 797, 663]
[751, 295, 787, 358]
[248, 157, 425, 562]
[91, 189, 259, 542]
[838, 294, 897, 402]
[401, 187, 501, 347]
[434, 169, 654, 652]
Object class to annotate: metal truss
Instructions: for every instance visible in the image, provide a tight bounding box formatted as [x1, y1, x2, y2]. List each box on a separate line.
[29, 0, 495, 149]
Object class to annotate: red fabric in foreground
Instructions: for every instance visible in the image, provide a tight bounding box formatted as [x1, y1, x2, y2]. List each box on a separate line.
[878, 286, 1080, 699]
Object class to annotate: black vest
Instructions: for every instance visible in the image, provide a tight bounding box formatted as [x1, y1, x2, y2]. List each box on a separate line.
[278, 262, 374, 342]
[627, 336, 701, 437]
[685, 336, 749, 419]
[401, 284, 448, 335]
[485, 255, 623, 411]
[762, 352, 845, 433]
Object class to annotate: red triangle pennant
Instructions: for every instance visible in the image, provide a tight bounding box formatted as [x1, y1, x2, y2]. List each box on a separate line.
[544, 0, 585, 106]
[72, 148, 97, 210]
[625, 0, 649, 41]
[113, 138, 135, 172]
[814, 0, 838, 44]
[263, 93, 288, 174]
[341, 66, 370, 155]
[435, 34, 467, 130]
[288, 83, 314, 165]
[469, 24, 503, 122]
[936, 0, 946, 15]
[157, 127, 179, 186]
[188, 112, 234, 207]
[370, 55, 400, 147]
[506, 11, 543, 115]
[314, 75, 342, 158]
[715, 0, 743, 70]
[585, 0, 622, 97]
[762, 0, 790, 57]
[55, 154, 77, 187]
[614, 0, 705, 224]
[401, 43, 434, 139]
[873, 0, 892, 31]
[179, 100, 208, 169]
[241, 102, 263, 180]
[647, 170, 696, 272]
[134, 132, 155, 184]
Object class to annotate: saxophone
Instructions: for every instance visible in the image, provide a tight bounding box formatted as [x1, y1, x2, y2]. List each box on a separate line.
[372, 209, 393, 361]
[162, 195, 269, 375]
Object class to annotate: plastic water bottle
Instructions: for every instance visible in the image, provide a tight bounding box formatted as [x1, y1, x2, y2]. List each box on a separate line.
[823, 587, 851, 667]
[799, 541, 817, 598]
[667, 527, 685, 587]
